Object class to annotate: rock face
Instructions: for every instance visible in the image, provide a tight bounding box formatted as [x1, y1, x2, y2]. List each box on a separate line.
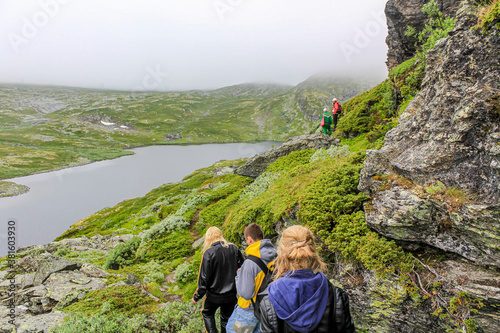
[235, 133, 339, 178]
[359, 2, 500, 330]
[385, 0, 461, 70]
[0, 234, 132, 333]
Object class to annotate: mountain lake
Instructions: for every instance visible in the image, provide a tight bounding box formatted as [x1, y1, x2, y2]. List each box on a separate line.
[0, 142, 279, 256]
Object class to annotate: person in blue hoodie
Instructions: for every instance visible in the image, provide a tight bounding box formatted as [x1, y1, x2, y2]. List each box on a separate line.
[258, 225, 355, 333]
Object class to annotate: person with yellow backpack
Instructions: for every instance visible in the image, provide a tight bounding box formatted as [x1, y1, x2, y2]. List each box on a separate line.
[227, 223, 277, 333]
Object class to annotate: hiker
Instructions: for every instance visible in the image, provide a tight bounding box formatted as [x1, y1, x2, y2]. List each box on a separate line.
[193, 227, 244, 333]
[227, 223, 277, 333]
[258, 225, 356, 333]
[332, 98, 342, 131]
[320, 107, 333, 135]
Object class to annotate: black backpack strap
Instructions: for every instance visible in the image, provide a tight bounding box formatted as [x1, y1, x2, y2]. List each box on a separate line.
[246, 255, 269, 275]
[247, 255, 274, 321]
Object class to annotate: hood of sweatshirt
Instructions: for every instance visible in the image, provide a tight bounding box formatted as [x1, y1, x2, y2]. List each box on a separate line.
[245, 239, 276, 264]
[268, 269, 329, 333]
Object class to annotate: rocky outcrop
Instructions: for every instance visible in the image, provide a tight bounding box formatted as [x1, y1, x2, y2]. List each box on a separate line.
[0, 234, 135, 332]
[385, 0, 461, 70]
[362, 0, 500, 264]
[235, 133, 339, 178]
[342, 256, 500, 332]
[360, 2, 500, 329]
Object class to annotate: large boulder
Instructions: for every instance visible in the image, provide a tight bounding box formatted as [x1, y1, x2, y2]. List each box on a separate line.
[359, 2, 500, 268]
[33, 257, 81, 286]
[235, 133, 339, 178]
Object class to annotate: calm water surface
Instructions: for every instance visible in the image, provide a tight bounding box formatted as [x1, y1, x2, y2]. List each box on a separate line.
[0, 142, 279, 255]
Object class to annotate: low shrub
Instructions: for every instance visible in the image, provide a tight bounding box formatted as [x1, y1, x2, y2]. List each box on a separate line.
[51, 301, 205, 333]
[103, 237, 141, 270]
[239, 171, 282, 202]
[137, 230, 193, 261]
[63, 285, 158, 316]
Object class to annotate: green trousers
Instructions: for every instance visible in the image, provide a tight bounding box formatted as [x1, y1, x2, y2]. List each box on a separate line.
[322, 125, 332, 135]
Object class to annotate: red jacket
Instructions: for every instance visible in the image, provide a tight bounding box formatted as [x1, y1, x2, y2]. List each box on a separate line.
[332, 102, 341, 115]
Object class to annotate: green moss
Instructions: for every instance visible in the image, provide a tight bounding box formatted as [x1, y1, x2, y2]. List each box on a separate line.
[336, 79, 400, 143]
[198, 189, 243, 229]
[476, 0, 500, 34]
[137, 230, 193, 261]
[63, 285, 158, 316]
[266, 149, 316, 173]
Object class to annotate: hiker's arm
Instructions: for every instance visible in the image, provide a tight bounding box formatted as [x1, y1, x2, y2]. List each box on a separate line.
[259, 296, 278, 333]
[193, 251, 211, 302]
[235, 261, 257, 300]
[237, 249, 244, 268]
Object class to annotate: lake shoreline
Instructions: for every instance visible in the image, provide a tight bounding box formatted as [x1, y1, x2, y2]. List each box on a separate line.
[0, 140, 280, 190]
[0, 142, 279, 254]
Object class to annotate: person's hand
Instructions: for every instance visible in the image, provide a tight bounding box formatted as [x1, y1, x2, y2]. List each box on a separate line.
[192, 298, 198, 304]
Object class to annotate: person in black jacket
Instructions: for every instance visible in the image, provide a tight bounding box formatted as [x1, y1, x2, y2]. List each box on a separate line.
[258, 225, 355, 333]
[193, 226, 244, 333]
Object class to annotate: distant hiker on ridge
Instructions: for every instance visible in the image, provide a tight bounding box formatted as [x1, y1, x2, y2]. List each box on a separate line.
[332, 98, 342, 132]
[320, 107, 333, 135]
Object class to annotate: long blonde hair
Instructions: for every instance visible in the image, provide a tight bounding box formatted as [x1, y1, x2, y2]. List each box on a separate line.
[273, 225, 326, 280]
[202, 226, 229, 252]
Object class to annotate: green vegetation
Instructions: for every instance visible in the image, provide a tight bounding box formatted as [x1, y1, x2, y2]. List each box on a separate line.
[0, 181, 29, 197]
[403, 0, 455, 95]
[475, 0, 500, 34]
[405, 0, 456, 62]
[63, 285, 158, 316]
[103, 237, 141, 270]
[53, 300, 204, 333]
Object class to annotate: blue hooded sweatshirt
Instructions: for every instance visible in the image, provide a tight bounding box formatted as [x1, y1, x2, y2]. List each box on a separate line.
[267, 269, 329, 333]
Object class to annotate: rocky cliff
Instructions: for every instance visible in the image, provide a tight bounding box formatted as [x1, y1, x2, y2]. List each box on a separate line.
[361, 1, 500, 330]
[385, 0, 461, 70]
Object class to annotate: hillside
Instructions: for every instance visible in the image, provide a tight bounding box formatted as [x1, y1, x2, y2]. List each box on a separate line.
[0, 76, 374, 181]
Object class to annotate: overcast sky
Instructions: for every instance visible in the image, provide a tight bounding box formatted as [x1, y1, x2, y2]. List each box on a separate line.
[0, 0, 389, 91]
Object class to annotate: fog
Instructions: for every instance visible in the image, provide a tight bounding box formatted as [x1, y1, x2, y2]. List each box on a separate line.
[0, 0, 389, 91]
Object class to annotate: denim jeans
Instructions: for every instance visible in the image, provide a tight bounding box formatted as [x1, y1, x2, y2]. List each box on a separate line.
[226, 305, 260, 333]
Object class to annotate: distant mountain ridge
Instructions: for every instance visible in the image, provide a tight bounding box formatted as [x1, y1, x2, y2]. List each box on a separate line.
[0, 75, 375, 179]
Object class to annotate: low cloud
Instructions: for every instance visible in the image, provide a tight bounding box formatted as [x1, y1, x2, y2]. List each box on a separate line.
[0, 0, 389, 91]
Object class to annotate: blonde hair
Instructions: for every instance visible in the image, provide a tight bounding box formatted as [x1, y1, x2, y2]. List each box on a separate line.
[202, 226, 229, 252]
[273, 225, 326, 280]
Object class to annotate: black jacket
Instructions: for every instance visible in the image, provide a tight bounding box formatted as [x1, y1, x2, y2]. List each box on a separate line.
[259, 281, 356, 333]
[193, 241, 244, 303]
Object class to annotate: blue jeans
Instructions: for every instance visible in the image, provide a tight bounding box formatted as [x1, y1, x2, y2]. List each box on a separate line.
[226, 305, 260, 333]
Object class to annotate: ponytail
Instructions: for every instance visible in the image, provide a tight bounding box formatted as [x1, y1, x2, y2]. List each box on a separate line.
[273, 225, 326, 280]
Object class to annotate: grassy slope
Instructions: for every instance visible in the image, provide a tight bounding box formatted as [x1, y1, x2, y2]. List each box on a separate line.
[0, 77, 374, 180]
